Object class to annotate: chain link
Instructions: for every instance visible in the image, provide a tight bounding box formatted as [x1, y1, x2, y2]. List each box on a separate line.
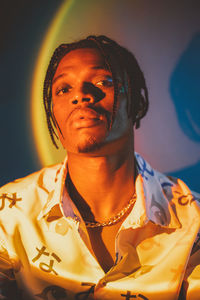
[85, 193, 137, 227]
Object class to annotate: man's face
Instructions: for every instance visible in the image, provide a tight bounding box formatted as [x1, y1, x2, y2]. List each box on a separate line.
[52, 48, 132, 154]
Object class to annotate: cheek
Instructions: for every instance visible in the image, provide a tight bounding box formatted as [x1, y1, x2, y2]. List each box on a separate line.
[52, 101, 69, 127]
[112, 97, 130, 130]
[100, 90, 115, 114]
[52, 104, 70, 147]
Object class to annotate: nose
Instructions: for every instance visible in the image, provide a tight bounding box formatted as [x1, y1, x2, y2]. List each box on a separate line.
[72, 97, 91, 105]
[71, 82, 105, 105]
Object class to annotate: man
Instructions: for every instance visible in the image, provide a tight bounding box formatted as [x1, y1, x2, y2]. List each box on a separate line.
[0, 35, 199, 300]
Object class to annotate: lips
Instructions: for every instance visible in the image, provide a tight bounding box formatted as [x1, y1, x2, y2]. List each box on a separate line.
[68, 107, 106, 129]
[73, 108, 100, 120]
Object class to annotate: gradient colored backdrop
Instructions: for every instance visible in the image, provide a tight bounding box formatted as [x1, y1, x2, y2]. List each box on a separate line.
[1, 0, 200, 192]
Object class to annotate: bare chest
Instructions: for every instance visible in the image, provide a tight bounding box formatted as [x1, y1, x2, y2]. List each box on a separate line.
[87, 223, 121, 273]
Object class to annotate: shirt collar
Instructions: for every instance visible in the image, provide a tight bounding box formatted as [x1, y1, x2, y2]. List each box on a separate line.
[38, 153, 181, 229]
[125, 153, 181, 229]
[37, 156, 68, 221]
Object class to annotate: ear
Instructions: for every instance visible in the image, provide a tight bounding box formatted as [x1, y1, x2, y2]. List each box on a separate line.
[134, 93, 146, 129]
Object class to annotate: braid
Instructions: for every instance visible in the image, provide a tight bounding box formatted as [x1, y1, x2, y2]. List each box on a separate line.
[43, 35, 149, 148]
[43, 45, 68, 148]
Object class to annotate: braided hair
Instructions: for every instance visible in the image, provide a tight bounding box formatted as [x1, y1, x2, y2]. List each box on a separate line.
[43, 35, 149, 148]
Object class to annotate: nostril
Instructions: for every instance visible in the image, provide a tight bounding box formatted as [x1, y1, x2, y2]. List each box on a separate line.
[82, 97, 91, 102]
[72, 99, 78, 104]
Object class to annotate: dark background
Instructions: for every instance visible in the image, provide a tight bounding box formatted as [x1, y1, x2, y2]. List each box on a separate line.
[0, 0, 62, 185]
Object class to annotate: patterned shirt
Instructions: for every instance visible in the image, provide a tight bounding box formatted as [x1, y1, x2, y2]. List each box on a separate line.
[0, 153, 199, 300]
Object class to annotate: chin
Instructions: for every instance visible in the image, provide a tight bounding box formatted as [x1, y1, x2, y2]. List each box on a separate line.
[77, 135, 105, 153]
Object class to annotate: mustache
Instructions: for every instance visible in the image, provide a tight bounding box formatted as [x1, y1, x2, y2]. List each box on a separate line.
[68, 104, 112, 127]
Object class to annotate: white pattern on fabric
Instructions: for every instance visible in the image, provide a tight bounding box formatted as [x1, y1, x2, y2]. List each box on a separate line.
[0, 153, 199, 300]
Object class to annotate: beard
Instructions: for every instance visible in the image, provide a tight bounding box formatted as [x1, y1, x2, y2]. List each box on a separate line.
[77, 135, 105, 153]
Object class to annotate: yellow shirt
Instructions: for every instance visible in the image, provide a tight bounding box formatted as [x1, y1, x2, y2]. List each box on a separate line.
[0, 153, 199, 300]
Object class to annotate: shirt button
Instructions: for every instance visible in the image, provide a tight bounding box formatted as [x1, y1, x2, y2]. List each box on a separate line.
[55, 218, 69, 235]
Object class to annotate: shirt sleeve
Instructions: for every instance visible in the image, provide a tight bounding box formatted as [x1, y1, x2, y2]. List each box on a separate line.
[0, 225, 22, 300]
[179, 230, 200, 299]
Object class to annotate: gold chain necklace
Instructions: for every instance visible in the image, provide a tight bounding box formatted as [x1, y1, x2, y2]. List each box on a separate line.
[84, 193, 137, 228]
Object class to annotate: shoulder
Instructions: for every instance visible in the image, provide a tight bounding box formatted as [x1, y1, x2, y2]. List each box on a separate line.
[135, 152, 200, 227]
[0, 163, 62, 194]
[0, 163, 62, 221]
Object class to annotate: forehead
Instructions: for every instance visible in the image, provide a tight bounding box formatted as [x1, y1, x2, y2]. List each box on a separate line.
[56, 48, 107, 73]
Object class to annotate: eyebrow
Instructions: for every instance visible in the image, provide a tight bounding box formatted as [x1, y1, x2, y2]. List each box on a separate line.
[52, 74, 65, 85]
[52, 65, 109, 85]
[91, 65, 108, 70]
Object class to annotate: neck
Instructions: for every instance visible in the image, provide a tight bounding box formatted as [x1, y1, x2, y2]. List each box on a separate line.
[66, 136, 136, 222]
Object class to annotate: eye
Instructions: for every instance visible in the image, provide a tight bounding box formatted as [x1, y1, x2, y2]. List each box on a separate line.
[56, 84, 72, 96]
[95, 76, 113, 88]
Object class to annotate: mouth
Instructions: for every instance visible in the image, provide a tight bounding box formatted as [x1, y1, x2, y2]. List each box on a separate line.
[74, 118, 103, 129]
[69, 107, 109, 129]
[72, 115, 104, 129]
